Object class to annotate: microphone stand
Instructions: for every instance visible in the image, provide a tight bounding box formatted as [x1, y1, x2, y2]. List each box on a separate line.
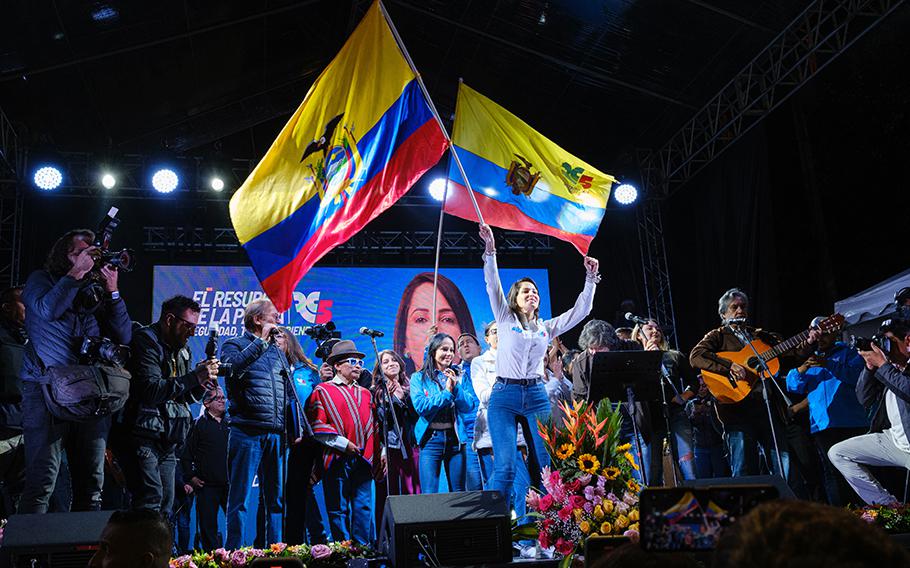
[724, 322, 786, 477]
[656, 360, 680, 487]
[271, 333, 311, 540]
[367, 334, 406, 498]
[625, 385, 649, 487]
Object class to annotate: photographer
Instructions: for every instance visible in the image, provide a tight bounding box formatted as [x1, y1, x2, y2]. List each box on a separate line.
[19, 229, 132, 513]
[113, 295, 217, 512]
[220, 298, 288, 548]
[828, 319, 910, 505]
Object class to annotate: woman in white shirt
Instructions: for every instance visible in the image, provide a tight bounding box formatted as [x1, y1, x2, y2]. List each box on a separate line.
[478, 224, 599, 507]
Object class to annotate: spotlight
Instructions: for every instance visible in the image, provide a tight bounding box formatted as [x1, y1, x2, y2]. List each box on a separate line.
[151, 168, 179, 194]
[210, 177, 225, 192]
[614, 183, 638, 205]
[33, 166, 63, 191]
[428, 178, 448, 201]
[101, 173, 116, 189]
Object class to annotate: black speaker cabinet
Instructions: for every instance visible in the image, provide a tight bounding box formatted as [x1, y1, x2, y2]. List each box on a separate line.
[682, 474, 796, 499]
[378, 491, 513, 567]
[1, 510, 111, 568]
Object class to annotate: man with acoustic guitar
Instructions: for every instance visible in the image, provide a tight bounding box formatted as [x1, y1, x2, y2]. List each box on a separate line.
[689, 288, 823, 479]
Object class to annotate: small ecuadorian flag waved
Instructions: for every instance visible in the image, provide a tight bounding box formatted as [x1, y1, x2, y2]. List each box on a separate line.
[444, 83, 615, 254]
[230, 1, 447, 312]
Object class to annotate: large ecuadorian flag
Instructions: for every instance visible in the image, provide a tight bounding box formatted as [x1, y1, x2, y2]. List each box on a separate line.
[444, 83, 615, 254]
[230, 1, 447, 312]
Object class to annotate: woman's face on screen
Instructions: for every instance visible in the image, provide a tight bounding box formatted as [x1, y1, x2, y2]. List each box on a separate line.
[405, 281, 462, 369]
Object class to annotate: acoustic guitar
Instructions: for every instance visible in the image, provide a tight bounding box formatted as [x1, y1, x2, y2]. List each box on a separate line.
[701, 314, 845, 404]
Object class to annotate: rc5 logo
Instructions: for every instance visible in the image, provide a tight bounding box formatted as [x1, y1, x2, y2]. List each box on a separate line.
[292, 291, 333, 324]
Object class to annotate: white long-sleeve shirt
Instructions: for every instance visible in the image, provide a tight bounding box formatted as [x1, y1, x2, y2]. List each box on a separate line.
[483, 252, 596, 380]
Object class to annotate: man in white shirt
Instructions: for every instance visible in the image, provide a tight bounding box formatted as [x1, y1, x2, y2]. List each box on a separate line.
[828, 320, 910, 504]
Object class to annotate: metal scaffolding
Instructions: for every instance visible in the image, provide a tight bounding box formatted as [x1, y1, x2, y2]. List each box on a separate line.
[0, 107, 23, 287]
[636, 0, 904, 339]
[143, 227, 554, 262]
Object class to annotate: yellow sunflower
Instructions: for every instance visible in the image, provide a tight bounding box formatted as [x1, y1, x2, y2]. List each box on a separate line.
[556, 443, 575, 460]
[616, 443, 632, 452]
[602, 466, 621, 480]
[627, 478, 641, 493]
[577, 453, 601, 474]
[624, 452, 640, 470]
[600, 521, 613, 534]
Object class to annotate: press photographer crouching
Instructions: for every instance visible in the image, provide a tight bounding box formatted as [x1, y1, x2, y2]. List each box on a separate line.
[19, 229, 132, 513]
[111, 295, 219, 512]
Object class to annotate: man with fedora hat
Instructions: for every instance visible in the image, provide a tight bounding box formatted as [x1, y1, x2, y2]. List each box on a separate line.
[306, 339, 379, 544]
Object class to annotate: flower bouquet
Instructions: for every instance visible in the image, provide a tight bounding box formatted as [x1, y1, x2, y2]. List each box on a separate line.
[169, 541, 372, 568]
[853, 503, 910, 534]
[527, 399, 641, 566]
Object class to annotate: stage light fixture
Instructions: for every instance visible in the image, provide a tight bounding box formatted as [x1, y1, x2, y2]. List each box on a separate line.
[428, 178, 448, 201]
[151, 168, 179, 194]
[33, 166, 63, 191]
[614, 183, 638, 205]
[101, 173, 116, 189]
[210, 177, 225, 192]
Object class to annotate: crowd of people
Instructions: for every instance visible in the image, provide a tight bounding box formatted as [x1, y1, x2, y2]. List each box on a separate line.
[1, 225, 909, 561]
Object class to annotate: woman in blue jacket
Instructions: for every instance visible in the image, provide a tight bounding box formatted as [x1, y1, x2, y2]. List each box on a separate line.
[410, 333, 477, 493]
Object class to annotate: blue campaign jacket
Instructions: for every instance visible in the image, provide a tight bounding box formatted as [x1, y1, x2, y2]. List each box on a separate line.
[220, 331, 288, 433]
[786, 342, 869, 433]
[20, 270, 132, 382]
[410, 367, 476, 447]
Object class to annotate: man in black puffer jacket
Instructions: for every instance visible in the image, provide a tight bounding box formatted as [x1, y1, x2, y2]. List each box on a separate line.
[221, 298, 289, 548]
[113, 295, 219, 512]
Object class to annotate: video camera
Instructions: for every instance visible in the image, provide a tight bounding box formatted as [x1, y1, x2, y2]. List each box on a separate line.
[849, 333, 888, 352]
[304, 321, 342, 361]
[80, 336, 130, 367]
[93, 207, 135, 272]
[76, 207, 136, 313]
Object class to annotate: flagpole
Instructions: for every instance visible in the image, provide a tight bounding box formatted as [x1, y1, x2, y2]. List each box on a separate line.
[379, 0, 484, 329]
[378, 0, 485, 225]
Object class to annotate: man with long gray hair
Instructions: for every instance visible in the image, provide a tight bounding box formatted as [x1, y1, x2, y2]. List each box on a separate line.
[690, 288, 817, 481]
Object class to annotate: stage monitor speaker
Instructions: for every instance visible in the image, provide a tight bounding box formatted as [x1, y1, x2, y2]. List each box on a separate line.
[681, 474, 796, 499]
[378, 491, 513, 567]
[1, 510, 111, 568]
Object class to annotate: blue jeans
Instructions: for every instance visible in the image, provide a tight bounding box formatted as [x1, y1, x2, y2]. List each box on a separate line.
[19, 381, 109, 513]
[322, 454, 372, 544]
[621, 432, 650, 485]
[694, 444, 729, 478]
[648, 406, 696, 483]
[487, 382, 550, 500]
[226, 427, 284, 548]
[419, 429, 465, 493]
[726, 428, 789, 478]
[479, 449, 530, 517]
[464, 435, 483, 491]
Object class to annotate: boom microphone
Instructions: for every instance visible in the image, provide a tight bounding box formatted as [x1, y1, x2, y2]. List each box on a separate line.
[625, 312, 651, 326]
[359, 327, 385, 338]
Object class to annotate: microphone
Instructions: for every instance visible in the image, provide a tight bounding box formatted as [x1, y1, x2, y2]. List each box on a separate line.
[205, 329, 218, 360]
[267, 327, 281, 342]
[359, 327, 384, 338]
[625, 312, 651, 326]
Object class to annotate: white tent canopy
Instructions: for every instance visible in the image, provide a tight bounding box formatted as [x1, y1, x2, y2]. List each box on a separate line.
[835, 268, 910, 326]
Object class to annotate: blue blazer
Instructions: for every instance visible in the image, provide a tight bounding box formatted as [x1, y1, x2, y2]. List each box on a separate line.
[410, 368, 476, 447]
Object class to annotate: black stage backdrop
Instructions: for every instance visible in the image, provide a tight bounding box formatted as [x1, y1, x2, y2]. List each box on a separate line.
[15, 9, 910, 356]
